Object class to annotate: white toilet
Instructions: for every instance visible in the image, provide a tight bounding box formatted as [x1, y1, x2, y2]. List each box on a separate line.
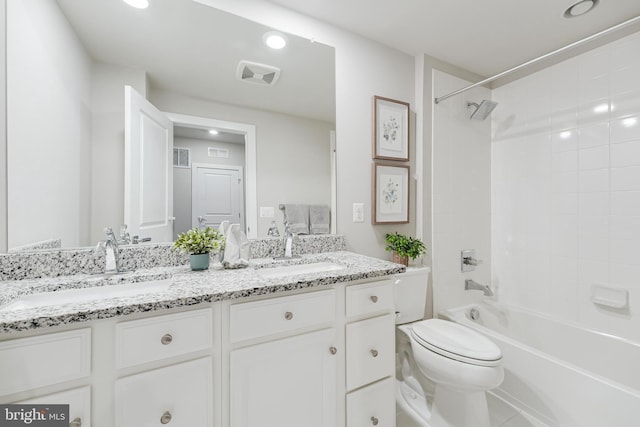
[395, 268, 504, 427]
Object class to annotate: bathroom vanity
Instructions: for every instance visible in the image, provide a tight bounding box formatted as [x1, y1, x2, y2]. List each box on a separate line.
[0, 250, 404, 427]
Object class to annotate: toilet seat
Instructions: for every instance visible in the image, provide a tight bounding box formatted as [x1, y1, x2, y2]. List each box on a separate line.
[409, 319, 502, 367]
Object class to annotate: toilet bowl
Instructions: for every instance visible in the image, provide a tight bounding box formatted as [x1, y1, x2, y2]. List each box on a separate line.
[394, 268, 503, 427]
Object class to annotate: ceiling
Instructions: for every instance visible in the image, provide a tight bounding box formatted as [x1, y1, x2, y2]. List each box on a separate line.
[265, 0, 640, 78]
[55, 0, 335, 123]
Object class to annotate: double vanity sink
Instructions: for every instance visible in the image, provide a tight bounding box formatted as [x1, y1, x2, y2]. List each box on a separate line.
[0, 252, 403, 332]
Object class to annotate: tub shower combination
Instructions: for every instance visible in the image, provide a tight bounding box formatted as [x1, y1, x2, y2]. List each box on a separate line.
[441, 303, 640, 426]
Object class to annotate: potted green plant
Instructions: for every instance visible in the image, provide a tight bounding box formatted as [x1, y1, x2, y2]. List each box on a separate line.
[173, 227, 225, 270]
[384, 232, 427, 266]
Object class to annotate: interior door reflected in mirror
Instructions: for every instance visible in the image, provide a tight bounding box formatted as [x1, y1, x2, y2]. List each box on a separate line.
[6, 0, 335, 252]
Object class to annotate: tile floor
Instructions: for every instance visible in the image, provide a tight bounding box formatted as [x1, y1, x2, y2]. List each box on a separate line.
[397, 392, 549, 427]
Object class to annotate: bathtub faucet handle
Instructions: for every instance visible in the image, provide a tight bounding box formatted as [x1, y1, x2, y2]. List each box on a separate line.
[463, 256, 483, 266]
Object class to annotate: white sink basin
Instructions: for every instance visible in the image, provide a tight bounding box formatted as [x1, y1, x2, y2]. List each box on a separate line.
[257, 262, 346, 279]
[0, 279, 173, 312]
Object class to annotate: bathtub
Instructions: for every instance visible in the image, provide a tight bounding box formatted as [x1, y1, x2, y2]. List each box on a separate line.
[440, 303, 640, 427]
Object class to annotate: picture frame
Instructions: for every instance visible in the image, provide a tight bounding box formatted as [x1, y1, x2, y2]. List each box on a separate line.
[373, 96, 410, 161]
[372, 163, 409, 224]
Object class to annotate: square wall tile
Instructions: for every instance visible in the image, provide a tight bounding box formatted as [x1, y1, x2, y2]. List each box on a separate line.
[611, 191, 640, 216]
[552, 150, 577, 172]
[610, 141, 640, 167]
[552, 171, 577, 193]
[579, 192, 610, 217]
[611, 115, 640, 144]
[610, 238, 640, 265]
[578, 98, 611, 126]
[611, 166, 640, 191]
[610, 215, 640, 240]
[611, 90, 640, 119]
[578, 122, 609, 149]
[552, 129, 577, 152]
[578, 213, 609, 238]
[579, 146, 609, 171]
[578, 169, 609, 193]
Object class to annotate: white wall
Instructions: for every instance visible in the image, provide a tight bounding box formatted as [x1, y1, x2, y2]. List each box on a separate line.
[150, 89, 333, 237]
[492, 30, 640, 343]
[6, 0, 92, 248]
[432, 71, 492, 315]
[196, 0, 417, 258]
[90, 63, 147, 244]
[0, 1, 7, 253]
[173, 137, 245, 237]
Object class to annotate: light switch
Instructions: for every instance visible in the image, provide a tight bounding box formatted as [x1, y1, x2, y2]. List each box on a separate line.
[353, 203, 364, 222]
[260, 207, 275, 218]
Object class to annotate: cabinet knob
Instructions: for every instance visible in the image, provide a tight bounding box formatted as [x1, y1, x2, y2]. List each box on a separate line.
[371, 416, 379, 425]
[160, 411, 172, 424]
[284, 311, 294, 320]
[329, 346, 337, 355]
[370, 349, 379, 358]
[69, 418, 82, 427]
[161, 334, 173, 345]
[370, 295, 379, 303]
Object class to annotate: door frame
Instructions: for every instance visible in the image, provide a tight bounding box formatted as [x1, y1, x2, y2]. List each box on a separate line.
[165, 112, 257, 239]
[191, 163, 244, 230]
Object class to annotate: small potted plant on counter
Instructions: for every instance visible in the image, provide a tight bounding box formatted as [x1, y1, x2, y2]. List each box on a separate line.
[174, 226, 225, 271]
[385, 232, 427, 266]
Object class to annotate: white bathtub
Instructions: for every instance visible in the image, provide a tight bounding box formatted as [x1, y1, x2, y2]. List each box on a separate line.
[441, 303, 640, 427]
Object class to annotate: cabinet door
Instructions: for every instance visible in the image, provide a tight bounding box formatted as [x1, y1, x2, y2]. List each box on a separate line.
[230, 329, 338, 427]
[115, 357, 212, 427]
[18, 386, 91, 427]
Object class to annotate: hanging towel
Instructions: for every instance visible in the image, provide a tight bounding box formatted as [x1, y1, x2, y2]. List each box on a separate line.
[283, 204, 310, 235]
[309, 205, 330, 234]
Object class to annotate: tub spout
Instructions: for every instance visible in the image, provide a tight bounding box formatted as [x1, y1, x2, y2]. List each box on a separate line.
[465, 279, 494, 297]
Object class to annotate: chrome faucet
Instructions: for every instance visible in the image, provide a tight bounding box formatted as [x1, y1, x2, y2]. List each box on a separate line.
[96, 227, 125, 274]
[465, 279, 494, 297]
[282, 221, 295, 258]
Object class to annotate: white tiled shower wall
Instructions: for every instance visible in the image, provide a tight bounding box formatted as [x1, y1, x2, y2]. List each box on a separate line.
[492, 31, 640, 343]
[432, 70, 492, 315]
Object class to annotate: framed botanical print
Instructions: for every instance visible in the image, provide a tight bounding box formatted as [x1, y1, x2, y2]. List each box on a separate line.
[372, 163, 409, 224]
[373, 96, 410, 161]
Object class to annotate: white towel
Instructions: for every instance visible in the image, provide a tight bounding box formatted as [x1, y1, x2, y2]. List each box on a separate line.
[283, 204, 310, 235]
[309, 205, 330, 234]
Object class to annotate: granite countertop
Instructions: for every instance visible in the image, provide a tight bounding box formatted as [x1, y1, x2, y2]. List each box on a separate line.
[0, 251, 405, 334]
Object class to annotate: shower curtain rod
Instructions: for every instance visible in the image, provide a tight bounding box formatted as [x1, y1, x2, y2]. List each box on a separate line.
[434, 15, 640, 104]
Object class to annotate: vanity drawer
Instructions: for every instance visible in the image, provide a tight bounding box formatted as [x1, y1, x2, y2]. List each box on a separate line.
[17, 386, 91, 427]
[346, 314, 395, 391]
[116, 308, 212, 369]
[230, 289, 335, 343]
[115, 357, 213, 427]
[0, 329, 91, 396]
[346, 377, 395, 427]
[346, 280, 394, 318]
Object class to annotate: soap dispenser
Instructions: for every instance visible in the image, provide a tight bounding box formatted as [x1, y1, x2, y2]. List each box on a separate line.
[267, 221, 280, 237]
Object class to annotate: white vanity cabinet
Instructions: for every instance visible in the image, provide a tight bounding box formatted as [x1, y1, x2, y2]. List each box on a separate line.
[345, 280, 396, 427]
[228, 289, 338, 427]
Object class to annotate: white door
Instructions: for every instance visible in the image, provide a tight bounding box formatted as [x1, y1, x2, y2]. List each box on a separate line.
[124, 86, 174, 243]
[230, 329, 338, 427]
[192, 163, 243, 230]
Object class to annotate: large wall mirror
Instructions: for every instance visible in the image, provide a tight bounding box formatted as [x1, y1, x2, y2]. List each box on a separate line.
[5, 0, 335, 252]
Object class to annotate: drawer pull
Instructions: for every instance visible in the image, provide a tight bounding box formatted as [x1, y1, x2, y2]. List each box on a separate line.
[284, 311, 294, 320]
[329, 346, 337, 355]
[160, 334, 173, 345]
[370, 349, 379, 358]
[370, 295, 379, 303]
[371, 416, 379, 425]
[69, 418, 82, 427]
[160, 411, 172, 424]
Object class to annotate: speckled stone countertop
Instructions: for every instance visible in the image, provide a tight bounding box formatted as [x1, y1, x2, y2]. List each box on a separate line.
[0, 251, 405, 334]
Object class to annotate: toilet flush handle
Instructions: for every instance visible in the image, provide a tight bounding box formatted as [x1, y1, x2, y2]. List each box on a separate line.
[371, 416, 379, 425]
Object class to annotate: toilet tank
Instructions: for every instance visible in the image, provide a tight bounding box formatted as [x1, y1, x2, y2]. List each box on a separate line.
[394, 267, 430, 325]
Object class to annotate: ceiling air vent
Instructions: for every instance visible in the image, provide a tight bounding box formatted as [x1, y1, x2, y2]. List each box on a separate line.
[236, 60, 281, 86]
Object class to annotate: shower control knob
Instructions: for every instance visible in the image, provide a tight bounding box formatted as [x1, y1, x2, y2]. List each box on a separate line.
[371, 416, 379, 425]
[284, 311, 293, 320]
[69, 418, 82, 427]
[370, 295, 379, 303]
[160, 411, 172, 424]
[370, 349, 379, 358]
[160, 334, 173, 345]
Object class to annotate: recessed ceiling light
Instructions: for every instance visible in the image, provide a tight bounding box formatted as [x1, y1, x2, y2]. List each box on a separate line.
[123, 0, 149, 9]
[563, 0, 599, 18]
[263, 31, 288, 50]
[208, 129, 219, 135]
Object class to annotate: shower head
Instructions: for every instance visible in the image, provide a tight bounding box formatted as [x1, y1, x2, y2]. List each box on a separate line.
[467, 100, 498, 120]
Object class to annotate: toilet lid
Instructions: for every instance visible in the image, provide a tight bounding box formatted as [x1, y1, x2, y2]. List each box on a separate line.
[410, 319, 502, 367]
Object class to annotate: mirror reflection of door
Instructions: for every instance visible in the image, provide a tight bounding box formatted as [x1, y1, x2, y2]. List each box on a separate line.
[192, 164, 244, 231]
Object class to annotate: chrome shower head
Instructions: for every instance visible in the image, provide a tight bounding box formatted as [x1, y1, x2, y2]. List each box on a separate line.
[467, 100, 498, 120]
